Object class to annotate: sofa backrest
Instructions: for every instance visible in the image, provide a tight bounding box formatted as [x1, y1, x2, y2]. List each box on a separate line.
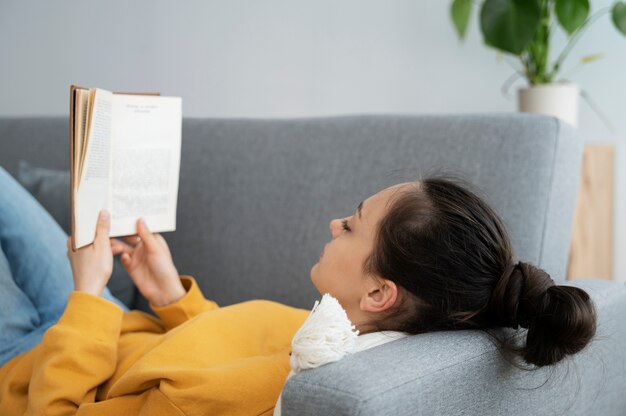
[0, 114, 582, 309]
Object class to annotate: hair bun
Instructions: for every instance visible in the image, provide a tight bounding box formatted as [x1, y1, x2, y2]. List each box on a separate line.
[523, 285, 596, 367]
[488, 261, 597, 367]
[488, 261, 553, 329]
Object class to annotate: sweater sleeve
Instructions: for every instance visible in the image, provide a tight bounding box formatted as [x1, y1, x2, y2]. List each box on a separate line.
[26, 291, 124, 415]
[150, 275, 219, 331]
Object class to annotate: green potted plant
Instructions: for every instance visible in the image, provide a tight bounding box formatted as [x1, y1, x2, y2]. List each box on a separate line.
[450, 0, 626, 127]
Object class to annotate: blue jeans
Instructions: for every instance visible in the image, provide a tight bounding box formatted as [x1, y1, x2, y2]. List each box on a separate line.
[0, 166, 128, 368]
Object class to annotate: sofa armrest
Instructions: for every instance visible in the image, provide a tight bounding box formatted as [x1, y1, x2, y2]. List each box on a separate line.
[281, 279, 626, 416]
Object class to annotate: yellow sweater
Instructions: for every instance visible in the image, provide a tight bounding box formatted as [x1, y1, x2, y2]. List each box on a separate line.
[0, 276, 310, 415]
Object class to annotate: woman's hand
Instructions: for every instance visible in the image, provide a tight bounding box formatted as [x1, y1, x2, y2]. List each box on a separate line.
[110, 218, 185, 307]
[66, 209, 114, 297]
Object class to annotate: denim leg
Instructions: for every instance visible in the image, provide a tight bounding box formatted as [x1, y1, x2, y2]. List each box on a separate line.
[0, 166, 128, 366]
[0, 246, 53, 367]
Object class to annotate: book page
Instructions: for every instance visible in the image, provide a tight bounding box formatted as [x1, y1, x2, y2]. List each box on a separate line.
[108, 94, 182, 237]
[78, 89, 92, 182]
[73, 89, 89, 181]
[74, 88, 113, 248]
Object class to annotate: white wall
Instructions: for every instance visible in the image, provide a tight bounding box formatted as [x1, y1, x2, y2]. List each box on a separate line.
[1, 0, 625, 280]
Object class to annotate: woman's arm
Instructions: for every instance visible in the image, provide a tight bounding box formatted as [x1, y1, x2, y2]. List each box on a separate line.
[26, 291, 123, 414]
[66, 209, 115, 298]
[110, 217, 220, 329]
[25, 290, 186, 416]
[110, 217, 186, 308]
[150, 275, 220, 330]
[26, 209, 121, 414]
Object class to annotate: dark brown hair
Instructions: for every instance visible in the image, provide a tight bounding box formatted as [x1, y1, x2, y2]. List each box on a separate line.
[362, 174, 596, 368]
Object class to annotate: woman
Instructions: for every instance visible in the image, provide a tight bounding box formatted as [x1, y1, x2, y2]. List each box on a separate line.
[0, 167, 595, 415]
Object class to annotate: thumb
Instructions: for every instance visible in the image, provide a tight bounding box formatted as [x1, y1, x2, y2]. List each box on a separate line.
[136, 218, 158, 251]
[96, 209, 110, 242]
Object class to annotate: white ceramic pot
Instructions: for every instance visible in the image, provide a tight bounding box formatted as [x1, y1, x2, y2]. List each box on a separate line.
[518, 82, 580, 127]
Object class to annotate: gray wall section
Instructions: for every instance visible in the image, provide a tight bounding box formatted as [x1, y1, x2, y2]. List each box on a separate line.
[1, 0, 625, 281]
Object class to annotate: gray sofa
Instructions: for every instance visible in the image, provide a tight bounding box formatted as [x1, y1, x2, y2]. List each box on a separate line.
[0, 114, 624, 415]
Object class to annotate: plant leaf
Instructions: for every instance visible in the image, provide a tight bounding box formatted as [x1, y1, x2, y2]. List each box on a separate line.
[613, 1, 626, 36]
[480, 0, 542, 55]
[451, 0, 472, 39]
[555, 0, 590, 35]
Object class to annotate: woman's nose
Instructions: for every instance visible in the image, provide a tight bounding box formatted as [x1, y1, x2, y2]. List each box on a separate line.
[329, 218, 343, 239]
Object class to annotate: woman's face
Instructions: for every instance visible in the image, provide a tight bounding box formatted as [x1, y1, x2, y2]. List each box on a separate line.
[310, 182, 411, 329]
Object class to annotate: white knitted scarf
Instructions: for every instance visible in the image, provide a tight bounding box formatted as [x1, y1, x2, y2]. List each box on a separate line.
[273, 294, 410, 415]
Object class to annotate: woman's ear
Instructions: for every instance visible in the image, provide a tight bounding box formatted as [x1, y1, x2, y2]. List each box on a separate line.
[359, 278, 399, 313]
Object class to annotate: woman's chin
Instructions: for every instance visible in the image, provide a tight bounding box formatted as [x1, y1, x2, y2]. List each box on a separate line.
[310, 263, 320, 290]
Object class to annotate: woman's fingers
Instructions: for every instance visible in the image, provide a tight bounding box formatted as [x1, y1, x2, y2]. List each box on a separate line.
[112, 240, 134, 270]
[111, 238, 134, 255]
[111, 221, 147, 247]
[136, 218, 159, 252]
[122, 235, 141, 246]
[120, 252, 132, 268]
[95, 210, 110, 245]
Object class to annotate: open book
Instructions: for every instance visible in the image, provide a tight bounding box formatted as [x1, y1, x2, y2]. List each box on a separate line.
[69, 85, 182, 250]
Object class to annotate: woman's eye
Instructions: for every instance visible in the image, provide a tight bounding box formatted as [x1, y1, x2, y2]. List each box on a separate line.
[341, 219, 351, 232]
